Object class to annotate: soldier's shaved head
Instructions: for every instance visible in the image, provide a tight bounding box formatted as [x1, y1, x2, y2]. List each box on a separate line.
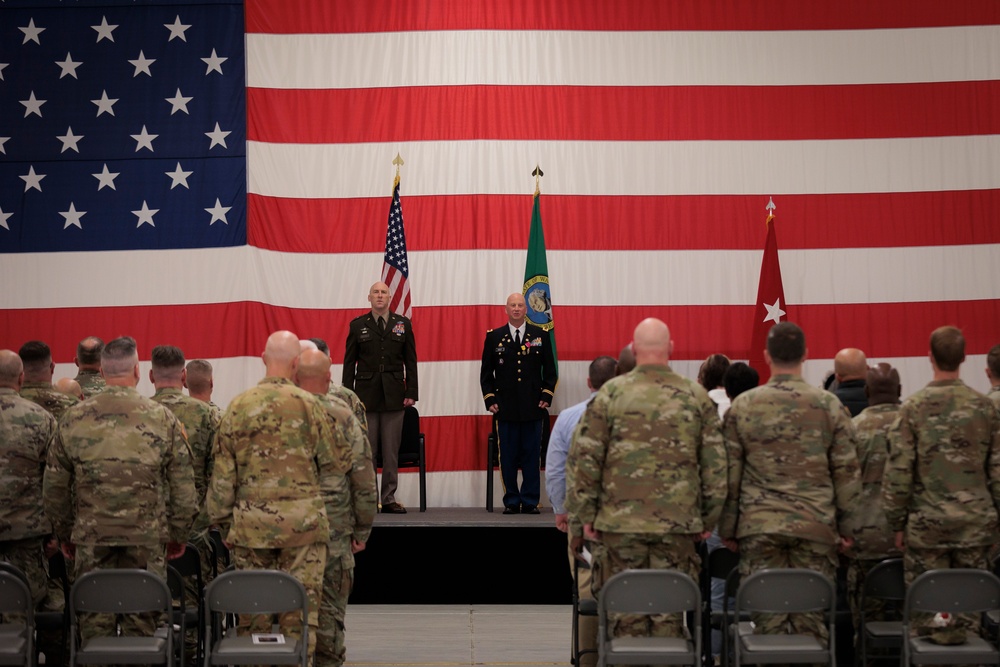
[102, 336, 140, 382]
[617, 343, 636, 375]
[834, 348, 868, 381]
[632, 318, 673, 365]
[866, 362, 901, 406]
[0, 350, 24, 388]
[299, 339, 319, 353]
[185, 360, 214, 396]
[263, 330, 301, 379]
[295, 349, 332, 395]
[55, 377, 84, 400]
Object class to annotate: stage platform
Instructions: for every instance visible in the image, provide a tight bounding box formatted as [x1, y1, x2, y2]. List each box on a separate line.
[350, 507, 573, 605]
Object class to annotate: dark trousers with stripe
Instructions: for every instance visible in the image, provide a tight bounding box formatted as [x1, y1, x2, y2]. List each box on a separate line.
[497, 418, 542, 509]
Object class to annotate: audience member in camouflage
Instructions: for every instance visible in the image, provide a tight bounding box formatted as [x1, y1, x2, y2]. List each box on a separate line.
[207, 331, 352, 658]
[719, 322, 861, 645]
[986, 344, 1000, 411]
[55, 378, 85, 401]
[0, 350, 56, 607]
[309, 337, 370, 436]
[847, 363, 903, 644]
[43, 336, 197, 641]
[297, 348, 378, 667]
[883, 326, 1000, 645]
[19, 340, 79, 421]
[567, 318, 727, 639]
[185, 359, 223, 428]
[73, 336, 106, 398]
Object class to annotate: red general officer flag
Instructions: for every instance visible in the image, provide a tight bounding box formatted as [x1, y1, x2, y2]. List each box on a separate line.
[748, 199, 787, 384]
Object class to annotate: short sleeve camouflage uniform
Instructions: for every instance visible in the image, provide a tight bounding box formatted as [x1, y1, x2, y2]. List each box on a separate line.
[0, 388, 56, 606]
[566, 364, 727, 639]
[883, 379, 1000, 644]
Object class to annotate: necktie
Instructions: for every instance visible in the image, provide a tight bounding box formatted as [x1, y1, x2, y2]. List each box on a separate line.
[378, 317, 386, 334]
[514, 330, 521, 349]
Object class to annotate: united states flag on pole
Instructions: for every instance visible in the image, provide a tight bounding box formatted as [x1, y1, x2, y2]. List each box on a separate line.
[382, 176, 412, 319]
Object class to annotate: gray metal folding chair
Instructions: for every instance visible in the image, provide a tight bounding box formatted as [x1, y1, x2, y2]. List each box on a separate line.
[69, 568, 173, 666]
[203, 570, 308, 667]
[901, 568, 1000, 666]
[0, 571, 33, 667]
[859, 558, 905, 667]
[731, 568, 836, 666]
[597, 569, 701, 666]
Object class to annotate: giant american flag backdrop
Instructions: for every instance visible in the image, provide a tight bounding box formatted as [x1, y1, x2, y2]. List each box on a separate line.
[2, 0, 1000, 506]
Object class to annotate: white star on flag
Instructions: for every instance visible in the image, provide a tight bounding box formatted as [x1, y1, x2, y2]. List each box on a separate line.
[0, 63, 8, 81]
[201, 49, 227, 75]
[92, 165, 119, 191]
[166, 163, 193, 189]
[205, 122, 230, 149]
[60, 203, 86, 230]
[56, 127, 83, 153]
[20, 92, 45, 118]
[133, 201, 159, 228]
[0, 208, 11, 231]
[205, 198, 231, 225]
[762, 298, 786, 324]
[165, 89, 193, 115]
[131, 125, 158, 152]
[165, 16, 191, 42]
[19, 19, 45, 45]
[55, 53, 82, 79]
[0, 137, 9, 155]
[91, 16, 118, 43]
[129, 51, 155, 77]
[91, 91, 118, 117]
[20, 167, 45, 193]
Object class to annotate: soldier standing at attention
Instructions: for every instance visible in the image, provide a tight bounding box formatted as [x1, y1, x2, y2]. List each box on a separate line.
[985, 343, 1000, 411]
[72, 336, 106, 398]
[18, 340, 79, 420]
[566, 318, 727, 638]
[719, 322, 860, 645]
[184, 359, 222, 428]
[310, 338, 370, 435]
[883, 326, 1000, 645]
[480, 292, 557, 514]
[43, 336, 197, 640]
[847, 363, 903, 643]
[343, 282, 418, 514]
[0, 350, 56, 607]
[296, 348, 377, 667]
[208, 330, 352, 658]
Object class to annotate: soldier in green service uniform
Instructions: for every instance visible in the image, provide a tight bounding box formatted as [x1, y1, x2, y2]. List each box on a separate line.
[207, 331, 353, 659]
[72, 336, 107, 398]
[985, 343, 1000, 411]
[18, 340, 79, 420]
[296, 348, 377, 667]
[883, 326, 1000, 645]
[567, 318, 727, 639]
[719, 321, 861, 646]
[0, 350, 56, 607]
[43, 336, 198, 641]
[847, 363, 903, 645]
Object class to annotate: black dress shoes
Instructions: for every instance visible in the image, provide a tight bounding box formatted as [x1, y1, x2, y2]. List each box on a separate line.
[522, 505, 541, 514]
[381, 502, 407, 514]
[502, 505, 520, 514]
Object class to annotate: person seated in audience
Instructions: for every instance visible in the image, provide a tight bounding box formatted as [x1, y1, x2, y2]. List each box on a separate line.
[55, 377, 85, 401]
[698, 353, 731, 419]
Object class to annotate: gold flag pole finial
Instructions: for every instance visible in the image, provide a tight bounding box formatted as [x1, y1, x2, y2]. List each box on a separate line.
[531, 164, 544, 196]
[392, 153, 404, 188]
[765, 196, 776, 225]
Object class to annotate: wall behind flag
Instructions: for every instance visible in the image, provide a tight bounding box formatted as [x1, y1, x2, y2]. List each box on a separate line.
[4, 0, 1000, 506]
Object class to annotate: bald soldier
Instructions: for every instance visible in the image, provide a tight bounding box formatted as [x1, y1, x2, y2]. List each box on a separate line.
[207, 331, 352, 658]
[310, 338, 369, 436]
[567, 318, 727, 639]
[55, 378, 85, 401]
[719, 322, 861, 646]
[19, 341, 80, 421]
[832, 347, 869, 417]
[44, 336, 197, 641]
[884, 326, 1000, 645]
[343, 282, 418, 514]
[0, 350, 57, 607]
[73, 336, 106, 398]
[296, 349, 377, 667]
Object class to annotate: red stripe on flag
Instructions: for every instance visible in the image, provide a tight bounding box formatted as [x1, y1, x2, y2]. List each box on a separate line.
[6, 301, 1000, 366]
[247, 0, 1000, 33]
[247, 82, 1000, 144]
[248, 190, 1000, 253]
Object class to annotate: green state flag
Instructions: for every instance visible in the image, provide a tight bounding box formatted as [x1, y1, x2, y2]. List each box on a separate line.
[523, 191, 557, 371]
